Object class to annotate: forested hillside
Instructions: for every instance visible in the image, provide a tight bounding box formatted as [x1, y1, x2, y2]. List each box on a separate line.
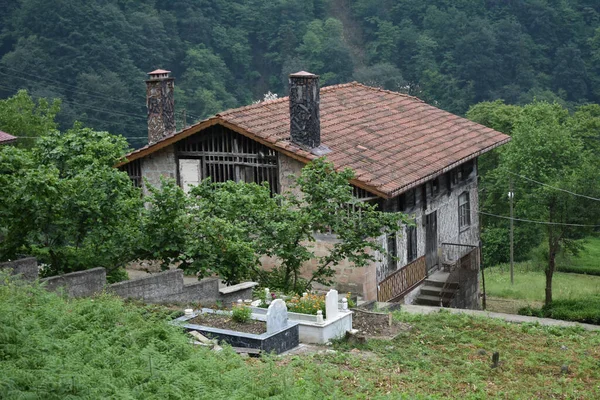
[2, 0, 600, 147]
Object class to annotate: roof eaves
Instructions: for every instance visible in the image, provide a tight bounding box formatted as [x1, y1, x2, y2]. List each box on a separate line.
[387, 136, 512, 197]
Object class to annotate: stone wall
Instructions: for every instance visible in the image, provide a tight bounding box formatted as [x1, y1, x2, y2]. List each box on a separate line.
[261, 234, 381, 301]
[0, 257, 38, 281]
[277, 153, 304, 197]
[41, 268, 106, 298]
[451, 261, 481, 310]
[140, 144, 177, 194]
[108, 269, 184, 302]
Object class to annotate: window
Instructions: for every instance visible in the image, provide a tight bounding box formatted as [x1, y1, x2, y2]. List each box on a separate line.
[432, 178, 440, 196]
[458, 192, 471, 230]
[399, 189, 416, 210]
[406, 222, 417, 263]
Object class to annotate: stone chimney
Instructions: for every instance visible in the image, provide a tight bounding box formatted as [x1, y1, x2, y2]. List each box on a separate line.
[289, 71, 330, 155]
[146, 69, 175, 144]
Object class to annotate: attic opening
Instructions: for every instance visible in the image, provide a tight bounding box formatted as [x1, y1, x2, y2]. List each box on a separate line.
[176, 124, 280, 195]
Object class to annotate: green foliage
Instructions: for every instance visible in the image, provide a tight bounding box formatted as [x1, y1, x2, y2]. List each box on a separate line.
[0, 89, 60, 147]
[519, 297, 600, 324]
[6, 0, 600, 143]
[484, 265, 600, 302]
[2, 274, 600, 398]
[0, 111, 142, 275]
[285, 293, 326, 317]
[231, 304, 252, 323]
[143, 158, 406, 292]
[141, 178, 189, 270]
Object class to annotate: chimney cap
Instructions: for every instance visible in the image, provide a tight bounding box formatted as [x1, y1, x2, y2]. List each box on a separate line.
[289, 71, 318, 78]
[148, 69, 171, 75]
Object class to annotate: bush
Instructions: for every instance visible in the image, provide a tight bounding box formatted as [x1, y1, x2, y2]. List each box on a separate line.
[518, 297, 600, 324]
[286, 293, 326, 318]
[556, 265, 600, 276]
[231, 304, 252, 323]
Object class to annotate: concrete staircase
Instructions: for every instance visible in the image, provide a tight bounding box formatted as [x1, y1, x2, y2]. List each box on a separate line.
[414, 271, 459, 307]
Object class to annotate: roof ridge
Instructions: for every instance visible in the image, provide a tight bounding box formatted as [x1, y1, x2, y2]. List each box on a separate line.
[351, 82, 425, 102]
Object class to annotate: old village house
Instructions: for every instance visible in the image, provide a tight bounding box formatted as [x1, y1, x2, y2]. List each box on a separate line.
[118, 70, 510, 308]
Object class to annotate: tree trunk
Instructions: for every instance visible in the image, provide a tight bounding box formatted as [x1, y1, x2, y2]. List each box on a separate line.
[545, 235, 558, 307]
[544, 263, 553, 306]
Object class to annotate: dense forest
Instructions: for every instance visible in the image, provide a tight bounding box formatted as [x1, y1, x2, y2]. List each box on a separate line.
[2, 0, 600, 147]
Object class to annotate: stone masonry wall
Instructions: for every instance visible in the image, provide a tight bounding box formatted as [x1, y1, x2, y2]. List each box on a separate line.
[0, 257, 38, 281]
[140, 144, 177, 195]
[41, 268, 106, 298]
[277, 153, 304, 197]
[108, 269, 184, 302]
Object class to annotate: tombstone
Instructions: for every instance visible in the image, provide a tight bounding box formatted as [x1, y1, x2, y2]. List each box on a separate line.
[316, 310, 324, 324]
[341, 298, 348, 311]
[266, 299, 288, 333]
[325, 289, 339, 321]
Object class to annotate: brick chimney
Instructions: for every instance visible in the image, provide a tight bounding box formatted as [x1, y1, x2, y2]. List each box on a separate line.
[146, 69, 175, 144]
[289, 71, 330, 155]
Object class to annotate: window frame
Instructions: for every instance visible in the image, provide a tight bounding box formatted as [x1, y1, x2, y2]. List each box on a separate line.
[406, 222, 418, 263]
[458, 191, 471, 231]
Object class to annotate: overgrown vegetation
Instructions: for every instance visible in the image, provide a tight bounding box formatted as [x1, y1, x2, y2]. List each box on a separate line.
[143, 158, 407, 293]
[519, 297, 600, 325]
[0, 119, 142, 280]
[3, 276, 599, 399]
[4, 1, 600, 147]
[231, 304, 252, 323]
[469, 101, 600, 305]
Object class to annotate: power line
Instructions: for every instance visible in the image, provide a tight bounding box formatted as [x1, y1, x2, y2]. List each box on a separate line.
[475, 209, 600, 228]
[0, 67, 145, 109]
[507, 171, 600, 202]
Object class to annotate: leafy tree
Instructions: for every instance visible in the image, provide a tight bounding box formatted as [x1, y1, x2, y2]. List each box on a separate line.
[0, 123, 142, 280]
[143, 159, 407, 293]
[470, 101, 600, 305]
[0, 90, 60, 147]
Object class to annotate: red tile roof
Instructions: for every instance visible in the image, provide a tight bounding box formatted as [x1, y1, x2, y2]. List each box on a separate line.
[121, 83, 510, 198]
[0, 130, 16, 144]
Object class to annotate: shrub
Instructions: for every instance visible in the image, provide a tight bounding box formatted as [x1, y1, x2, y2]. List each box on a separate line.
[286, 293, 326, 318]
[518, 297, 600, 324]
[555, 265, 600, 276]
[231, 304, 252, 323]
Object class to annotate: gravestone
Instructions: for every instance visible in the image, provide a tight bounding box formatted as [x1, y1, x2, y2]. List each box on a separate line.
[266, 299, 288, 333]
[325, 289, 339, 320]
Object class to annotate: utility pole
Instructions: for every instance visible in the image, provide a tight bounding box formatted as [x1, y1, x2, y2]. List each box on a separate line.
[182, 109, 187, 129]
[509, 179, 514, 285]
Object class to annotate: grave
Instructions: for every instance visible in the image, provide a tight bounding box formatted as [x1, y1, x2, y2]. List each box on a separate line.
[174, 300, 299, 355]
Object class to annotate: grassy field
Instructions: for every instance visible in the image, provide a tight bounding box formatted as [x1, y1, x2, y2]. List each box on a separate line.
[557, 236, 600, 275]
[484, 264, 600, 302]
[2, 275, 600, 399]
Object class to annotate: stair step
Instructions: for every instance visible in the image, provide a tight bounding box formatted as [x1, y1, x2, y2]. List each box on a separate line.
[424, 279, 459, 288]
[420, 285, 456, 297]
[414, 293, 454, 307]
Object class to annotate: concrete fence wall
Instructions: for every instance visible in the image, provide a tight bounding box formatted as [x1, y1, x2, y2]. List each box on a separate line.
[1, 257, 256, 306]
[41, 268, 106, 298]
[0, 257, 38, 281]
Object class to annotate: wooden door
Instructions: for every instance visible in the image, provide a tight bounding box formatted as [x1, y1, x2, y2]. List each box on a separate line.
[425, 211, 438, 274]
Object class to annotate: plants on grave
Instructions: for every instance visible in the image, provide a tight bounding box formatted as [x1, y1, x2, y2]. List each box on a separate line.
[231, 304, 252, 323]
[143, 158, 408, 292]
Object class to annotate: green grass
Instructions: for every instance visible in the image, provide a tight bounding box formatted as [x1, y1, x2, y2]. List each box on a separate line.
[484, 263, 600, 302]
[557, 237, 600, 275]
[3, 274, 600, 399]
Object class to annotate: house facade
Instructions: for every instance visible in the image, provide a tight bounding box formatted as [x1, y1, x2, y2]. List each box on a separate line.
[118, 70, 510, 307]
